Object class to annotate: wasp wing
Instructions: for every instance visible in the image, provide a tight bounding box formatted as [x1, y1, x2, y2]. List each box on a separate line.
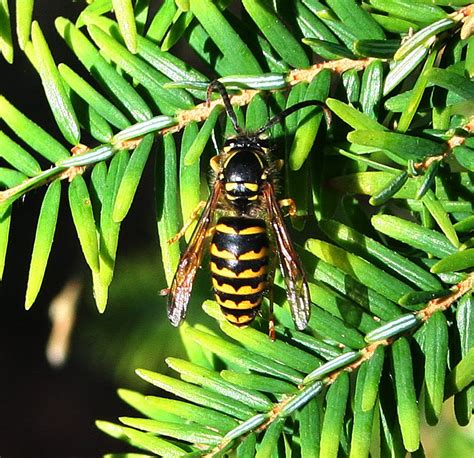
[167, 181, 222, 326]
[262, 183, 311, 330]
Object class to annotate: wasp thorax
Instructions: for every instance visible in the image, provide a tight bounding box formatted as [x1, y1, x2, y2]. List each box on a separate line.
[222, 148, 267, 209]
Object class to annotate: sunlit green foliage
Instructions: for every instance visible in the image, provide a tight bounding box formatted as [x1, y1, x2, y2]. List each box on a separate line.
[0, 0, 473, 456]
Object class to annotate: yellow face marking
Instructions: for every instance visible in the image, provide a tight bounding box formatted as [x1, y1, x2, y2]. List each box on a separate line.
[216, 296, 261, 310]
[210, 244, 237, 260]
[238, 247, 269, 260]
[211, 263, 267, 278]
[212, 279, 266, 295]
[247, 195, 258, 201]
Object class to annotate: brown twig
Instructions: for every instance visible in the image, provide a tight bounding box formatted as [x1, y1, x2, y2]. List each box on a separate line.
[167, 58, 374, 134]
[288, 58, 375, 84]
[418, 272, 474, 321]
[414, 116, 474, 171]
[1, 58, 375, 204]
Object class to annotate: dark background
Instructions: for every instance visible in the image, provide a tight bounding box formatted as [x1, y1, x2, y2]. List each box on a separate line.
[0, 1, 178, 456]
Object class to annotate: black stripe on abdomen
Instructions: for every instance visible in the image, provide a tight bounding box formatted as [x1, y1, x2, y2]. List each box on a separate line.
[210, 216, 269, 326]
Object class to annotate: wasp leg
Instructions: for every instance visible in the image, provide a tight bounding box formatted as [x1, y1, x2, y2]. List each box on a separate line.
[168, 201, 207, 245]
[278, 198, 297, 217]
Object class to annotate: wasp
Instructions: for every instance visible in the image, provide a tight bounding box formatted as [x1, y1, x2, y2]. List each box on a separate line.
[166, 81, 329, 332]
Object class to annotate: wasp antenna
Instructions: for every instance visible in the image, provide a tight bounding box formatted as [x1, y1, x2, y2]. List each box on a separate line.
[207, 80, 243, 134]
[256, 100, 331, 136]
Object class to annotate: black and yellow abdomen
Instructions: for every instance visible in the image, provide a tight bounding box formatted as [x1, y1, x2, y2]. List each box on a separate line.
[210, 216, 269, 326]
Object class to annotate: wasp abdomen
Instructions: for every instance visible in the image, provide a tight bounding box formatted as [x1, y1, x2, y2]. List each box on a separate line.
[210, 216, 269, 326]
